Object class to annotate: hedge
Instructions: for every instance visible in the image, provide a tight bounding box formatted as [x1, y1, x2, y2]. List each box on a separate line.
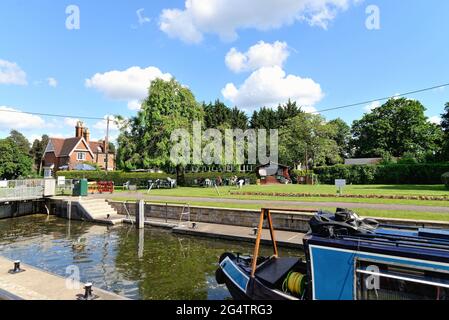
[56, 170, 257, 187]
[183, 172, 257, 186]
[314, 164, 449, 185]
[443, 172, 449, 189]
[56, 171, 174, 186]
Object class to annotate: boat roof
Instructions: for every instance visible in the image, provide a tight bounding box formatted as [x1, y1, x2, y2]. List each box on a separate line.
[308, 224, 449, 264]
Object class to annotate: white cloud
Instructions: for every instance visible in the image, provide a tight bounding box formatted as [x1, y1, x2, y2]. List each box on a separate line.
[429, 116, 442, 125]
[47, 77, 58, 87]
[364, 100, 381, 113]
[127, 100, 142, 111]
[225, 41, 290, 73]
[222, 66, 323, 111]
[85, 66, 172, 110]
[0, 59, 27, 85]
[0, 106, 45, 130]
[160, 0, 359, 43]
[93, 115, 122, 132]
[64, 117, 80, 127]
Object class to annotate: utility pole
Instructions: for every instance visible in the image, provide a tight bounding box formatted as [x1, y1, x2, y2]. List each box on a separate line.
[105, 116, 110, 172]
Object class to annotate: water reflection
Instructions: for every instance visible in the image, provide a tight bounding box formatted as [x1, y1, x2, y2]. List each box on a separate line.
[0, 215, 303, 300]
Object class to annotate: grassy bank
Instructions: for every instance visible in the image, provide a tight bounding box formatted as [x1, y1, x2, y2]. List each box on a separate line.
[115, 184, 449, 208]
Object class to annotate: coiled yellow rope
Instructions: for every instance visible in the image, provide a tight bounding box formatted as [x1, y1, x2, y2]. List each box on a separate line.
[282, 272, 306, 297]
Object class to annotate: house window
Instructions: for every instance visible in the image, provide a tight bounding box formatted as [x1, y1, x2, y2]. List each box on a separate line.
[77, 152, 86, 161]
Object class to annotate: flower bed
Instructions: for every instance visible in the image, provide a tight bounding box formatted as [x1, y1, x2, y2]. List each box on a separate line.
[230, 191, 449, 201]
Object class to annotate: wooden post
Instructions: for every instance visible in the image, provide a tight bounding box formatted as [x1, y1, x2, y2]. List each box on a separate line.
[138, 228, 144, 258]
[67, 201, 72, 221]
[136, 200, 144, 229]
[250, 209, 265, 278]
[266, 209, 278, 258]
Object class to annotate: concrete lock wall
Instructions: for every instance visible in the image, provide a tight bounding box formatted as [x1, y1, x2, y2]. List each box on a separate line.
[108, 201, 449, 232]
[47, 200, 86, 221]
[110, 202, 315, 232]
[0, 201, 45, 220]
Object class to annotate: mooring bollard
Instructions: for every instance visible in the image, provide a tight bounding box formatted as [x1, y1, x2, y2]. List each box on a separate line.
[191, 222, 197, 229]
[14, 260, 21, 272]
[253, 228, 258, 236]
[83, 282, 93, 300]
[8, 260, 25, 274]
[136, 200, 144, 229]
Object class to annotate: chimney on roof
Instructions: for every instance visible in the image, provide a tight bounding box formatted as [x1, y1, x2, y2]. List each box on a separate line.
[75, 121, 84, 138]
[83, 128, 90, 142]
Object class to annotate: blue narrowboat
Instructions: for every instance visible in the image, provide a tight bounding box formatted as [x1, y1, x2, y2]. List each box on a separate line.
[215, 208, 449, 300]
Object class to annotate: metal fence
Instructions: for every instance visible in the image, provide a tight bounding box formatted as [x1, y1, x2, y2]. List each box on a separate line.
[0, 179, 46, 201]
[55, 179, 74, 196]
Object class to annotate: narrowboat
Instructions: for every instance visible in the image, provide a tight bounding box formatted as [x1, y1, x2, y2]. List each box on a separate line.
[215, 208, 449, 300]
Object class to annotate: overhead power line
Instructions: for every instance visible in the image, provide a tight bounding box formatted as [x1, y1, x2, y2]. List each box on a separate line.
[0, 109, 105, 121]
[314, 83, 449, 114]
[0, 82, 447, 120]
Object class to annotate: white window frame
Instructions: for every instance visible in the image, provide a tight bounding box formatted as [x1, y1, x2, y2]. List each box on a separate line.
[77, 152, 87, 161]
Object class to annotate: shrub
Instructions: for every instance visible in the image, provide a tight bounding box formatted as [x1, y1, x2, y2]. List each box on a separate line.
[56, 170, 257, 187]
[183, 172, 257, 186]
[443, 172, 449, 189]
[290, 170, 317, 184]
[314, 163, 449, 185]
[56, 171, 174, 187]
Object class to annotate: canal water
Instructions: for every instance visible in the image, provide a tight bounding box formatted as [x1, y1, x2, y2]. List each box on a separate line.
[0, 215, 303, 300]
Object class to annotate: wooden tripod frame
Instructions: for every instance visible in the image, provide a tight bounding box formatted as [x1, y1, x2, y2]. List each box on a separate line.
[250, 208, 279, 278]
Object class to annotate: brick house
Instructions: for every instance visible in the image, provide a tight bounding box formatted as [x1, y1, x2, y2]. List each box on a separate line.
[42, 121, 115, 176]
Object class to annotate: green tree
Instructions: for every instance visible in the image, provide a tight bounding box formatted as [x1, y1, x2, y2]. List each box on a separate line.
[0, 138, 33, 179]
[250, 107, 278, 129]
[30, 134, 49, 172]
[279, 113, 340, 168]
[117, 78, 203, 183]
[250, 100, 303, 129]
[229, 106, 248, 129]
[203, 100, 232, 129]
[441, 102, 449, 160]
[7, 130, 30, 154]
[328, 118, 351, 160]
[351, 98, 442, 159]
[276, 99, 303, 125]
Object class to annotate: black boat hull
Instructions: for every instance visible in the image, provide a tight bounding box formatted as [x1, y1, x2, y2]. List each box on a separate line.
[216, 255, 299, 301]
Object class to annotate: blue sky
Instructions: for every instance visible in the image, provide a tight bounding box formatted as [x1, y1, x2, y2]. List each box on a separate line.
[0, 0, 448, 143]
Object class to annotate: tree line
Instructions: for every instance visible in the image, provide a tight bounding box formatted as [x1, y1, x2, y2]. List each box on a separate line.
[2, 78, 449, 179]
[116, 78, 449, 172]
[0, 131, 48, 179]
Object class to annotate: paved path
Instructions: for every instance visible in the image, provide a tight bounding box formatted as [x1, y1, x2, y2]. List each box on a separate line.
[92, 193, 449, 213]
[0, 257, 127, 300]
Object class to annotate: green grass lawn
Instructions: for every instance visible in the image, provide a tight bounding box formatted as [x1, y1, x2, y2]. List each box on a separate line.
[112, 184, 449, 222]
[112, 197, 449, 223]
[115, 184, 449, 208]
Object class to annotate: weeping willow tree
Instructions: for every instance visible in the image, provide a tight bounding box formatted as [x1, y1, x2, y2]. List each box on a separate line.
[116, 78, 204, 183]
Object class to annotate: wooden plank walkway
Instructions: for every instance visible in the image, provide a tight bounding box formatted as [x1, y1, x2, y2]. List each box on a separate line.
[172, 222, 305, 249]
[123, 217, 305, 249]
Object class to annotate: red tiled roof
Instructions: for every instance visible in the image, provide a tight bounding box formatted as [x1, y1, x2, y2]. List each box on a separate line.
[89, 141, 104, 154]
[60, 137, 83, 156]
[48, 137, 108, 157]
[48, 138, 65, 157]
